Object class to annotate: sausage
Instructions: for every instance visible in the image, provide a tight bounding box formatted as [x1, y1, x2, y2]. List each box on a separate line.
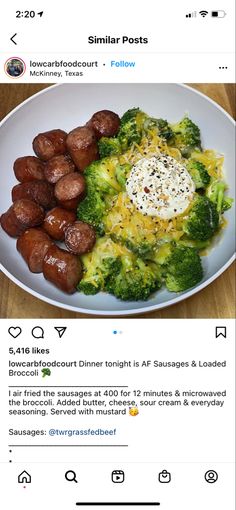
[65, 221, 96, 255]
[0, 199, 45, 238]
[43, 245, 82, 293]
[54, 172, 86, 210]
[43, 207, 76, 241]
[44, 154, 76, 184]
[87, 110, 120, 139]
[13, 156, 45, 183]
[66, 126, 98, 171]
[12, 181, 56, 210]
[17, 228, 53, 273]
[32, 129, 67, 161]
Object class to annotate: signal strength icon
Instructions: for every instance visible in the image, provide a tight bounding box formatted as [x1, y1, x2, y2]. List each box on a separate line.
[199, 10, 208, 17]
[186, 11, 197, 18]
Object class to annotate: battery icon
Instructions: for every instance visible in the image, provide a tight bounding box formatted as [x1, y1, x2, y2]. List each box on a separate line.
[211, 10, 226, 17]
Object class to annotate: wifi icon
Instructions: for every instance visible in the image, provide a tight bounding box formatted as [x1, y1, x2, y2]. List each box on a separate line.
[199, 10, 208, 17]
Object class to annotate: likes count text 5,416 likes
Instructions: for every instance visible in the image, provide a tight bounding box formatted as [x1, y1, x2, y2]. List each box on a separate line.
[0, 319, 234, 509]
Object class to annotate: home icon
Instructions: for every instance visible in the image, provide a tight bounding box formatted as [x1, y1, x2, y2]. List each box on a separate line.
[18, 471, 31, 484]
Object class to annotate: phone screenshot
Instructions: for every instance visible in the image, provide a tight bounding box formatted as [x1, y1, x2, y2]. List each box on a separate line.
[0, 2, 235, 509]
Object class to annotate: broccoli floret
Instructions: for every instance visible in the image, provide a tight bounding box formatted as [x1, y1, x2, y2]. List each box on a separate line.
[124, 240, 156, 259]
[206, 180, 234, 214]
[183, 196, 219, 241]
[115, 164, 131, 190]
[77, 158, 122, 235]
[120, 108, 141, 125]
[79, 257, 120, 295]
[104, 193, 157, 259]
[144, 117, 174, 141]
[115, 109, 174, 151]
[163, 245, 203, 292]
[177, 238, 210, 250]
[77, 237, 121, 295]
[105, 255, 161, 301]
[109, 235, 156, 259]
[78, 236, 160, 301]
[77, 188, 106, 235]
[98, 137, 122, 159]
[118, 108, 148, 151]
[152, 242, 203, 291]
[85, 159, 121, 195]
[187, 160, 210, 189]
[152, 242, 173, 265]
[171, 116, 201, 157]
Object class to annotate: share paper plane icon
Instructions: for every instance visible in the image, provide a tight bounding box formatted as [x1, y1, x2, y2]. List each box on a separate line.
[54, 327, 67, 338]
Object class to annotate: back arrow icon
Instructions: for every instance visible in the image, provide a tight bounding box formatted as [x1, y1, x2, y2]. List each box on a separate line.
[10, 33, 17, 45]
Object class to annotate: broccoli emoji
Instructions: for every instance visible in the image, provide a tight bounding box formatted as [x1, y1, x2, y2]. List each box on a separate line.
[41, 368, 51, 378]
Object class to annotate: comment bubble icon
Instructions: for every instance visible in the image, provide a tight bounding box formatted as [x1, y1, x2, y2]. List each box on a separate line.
[31, 326, 44, 339]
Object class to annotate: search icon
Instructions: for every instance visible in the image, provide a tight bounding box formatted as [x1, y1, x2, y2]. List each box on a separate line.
[65, 470, 78, 483]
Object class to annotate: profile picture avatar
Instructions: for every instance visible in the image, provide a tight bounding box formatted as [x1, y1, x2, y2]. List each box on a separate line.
[4, 57, 26, 78]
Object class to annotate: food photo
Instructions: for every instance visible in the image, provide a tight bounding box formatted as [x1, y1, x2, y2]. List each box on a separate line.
[0, 83, 235, 317]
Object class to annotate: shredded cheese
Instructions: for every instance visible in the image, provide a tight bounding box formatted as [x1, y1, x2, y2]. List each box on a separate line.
[104, 130, 225, 246]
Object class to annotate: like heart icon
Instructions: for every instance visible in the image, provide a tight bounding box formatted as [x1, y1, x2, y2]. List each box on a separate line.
[8, 327, 22, 338]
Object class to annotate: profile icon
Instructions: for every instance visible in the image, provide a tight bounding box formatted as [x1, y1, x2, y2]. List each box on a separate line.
[204, 470, 218, 483]
[4, 57, 26, 78]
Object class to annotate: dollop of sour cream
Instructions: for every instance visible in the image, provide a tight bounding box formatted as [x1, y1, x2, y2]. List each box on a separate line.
[126, 155, 195, 219]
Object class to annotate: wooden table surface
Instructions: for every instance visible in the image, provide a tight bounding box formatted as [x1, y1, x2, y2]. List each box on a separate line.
[0, 83, 235, 318]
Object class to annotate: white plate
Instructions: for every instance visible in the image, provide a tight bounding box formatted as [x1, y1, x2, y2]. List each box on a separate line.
[0, 84, 235, 315]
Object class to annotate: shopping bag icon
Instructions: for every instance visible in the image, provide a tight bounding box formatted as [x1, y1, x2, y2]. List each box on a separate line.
[158, 469, 171, 483]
